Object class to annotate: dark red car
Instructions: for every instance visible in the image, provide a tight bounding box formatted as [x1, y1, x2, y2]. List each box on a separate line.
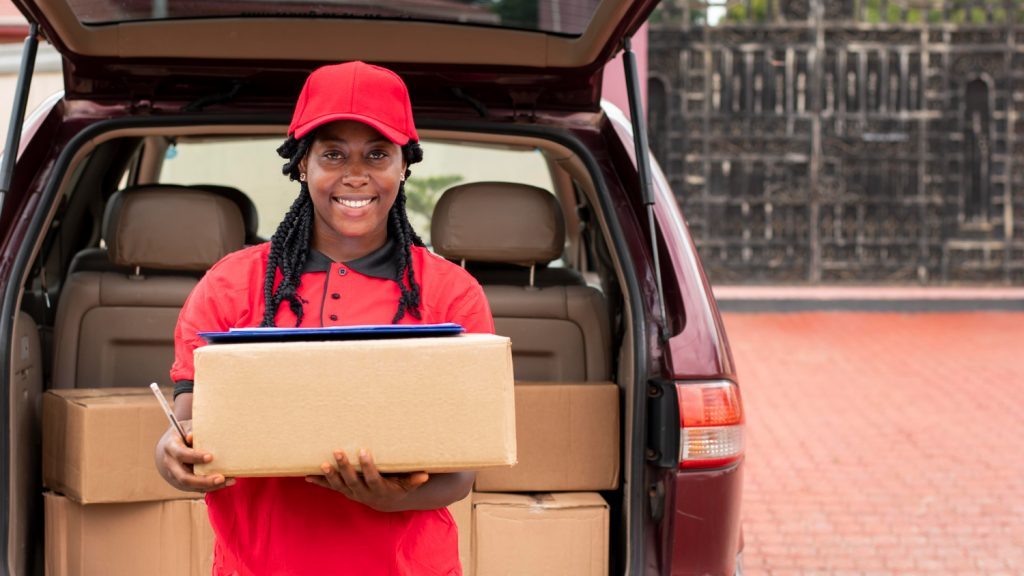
[1, 1, 744, 574]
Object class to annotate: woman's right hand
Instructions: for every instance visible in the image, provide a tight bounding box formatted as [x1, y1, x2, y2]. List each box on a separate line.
[155, 420, 234, 492]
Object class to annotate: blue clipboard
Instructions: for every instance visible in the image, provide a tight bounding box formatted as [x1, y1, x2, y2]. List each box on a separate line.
[198, 323, 465, 344]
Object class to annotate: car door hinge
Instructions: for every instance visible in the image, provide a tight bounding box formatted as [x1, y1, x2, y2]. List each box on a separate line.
[646, 379, 680, 469]
[509, 90, 540, 120]
[648, 479, 666, 523]
[129, 98, 156, 115]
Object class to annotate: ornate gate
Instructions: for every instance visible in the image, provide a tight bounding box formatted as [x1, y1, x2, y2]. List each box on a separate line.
[649, 0, 1024, 283]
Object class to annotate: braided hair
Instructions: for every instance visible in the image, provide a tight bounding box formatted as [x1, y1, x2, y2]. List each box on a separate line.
[260, 132, 425, 327]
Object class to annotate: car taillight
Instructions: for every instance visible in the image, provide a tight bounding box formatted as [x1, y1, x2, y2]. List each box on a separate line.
[677, 380, 744, 469]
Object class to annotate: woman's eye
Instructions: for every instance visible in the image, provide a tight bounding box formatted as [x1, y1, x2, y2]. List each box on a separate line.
[368, 150, 388, 160]
[322, 151, 343, 161]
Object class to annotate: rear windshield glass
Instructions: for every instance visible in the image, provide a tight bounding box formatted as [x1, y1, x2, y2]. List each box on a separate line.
[65, 0, 600, 36]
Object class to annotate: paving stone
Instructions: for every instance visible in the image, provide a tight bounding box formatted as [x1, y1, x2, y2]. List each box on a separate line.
[724, 311, 1024, 575]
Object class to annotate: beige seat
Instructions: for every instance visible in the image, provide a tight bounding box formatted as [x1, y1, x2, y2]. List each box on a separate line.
[52, 185, 246, 388]
[432, 182, 610, 382]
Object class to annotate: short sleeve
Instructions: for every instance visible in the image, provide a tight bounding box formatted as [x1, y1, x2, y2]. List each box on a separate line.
[447, 282, 495, 335]
[169, 256, 256, 385]
[170, 278, 223, 384]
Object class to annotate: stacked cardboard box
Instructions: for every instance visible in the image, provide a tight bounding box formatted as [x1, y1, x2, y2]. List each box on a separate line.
[44, 494, 213, 576]
[43, 334, 520, 575]
[473, 493, 609, 576]
[475, 382, 619, 492]
[41, 344, 618, 575]
[42, 388, 212, 576]
[42, 388, 197, 504]
[468, 381, 620, 575]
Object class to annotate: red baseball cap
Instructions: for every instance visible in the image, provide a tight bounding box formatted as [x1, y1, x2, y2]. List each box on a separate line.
[287, 61, 418, 145]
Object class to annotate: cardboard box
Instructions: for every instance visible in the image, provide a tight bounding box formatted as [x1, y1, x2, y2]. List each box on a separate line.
[193, 334, 516, 477]
[189, 500, 216, 576]
[45, 493, 214, 576]
[447, 493, 473, 576]
[42, 388, 197, 504]
[472, 492, 609, 576]
[474, 382, 620, 492]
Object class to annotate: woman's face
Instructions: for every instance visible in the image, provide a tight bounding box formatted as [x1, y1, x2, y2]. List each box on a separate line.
[300, 120, 406, 259]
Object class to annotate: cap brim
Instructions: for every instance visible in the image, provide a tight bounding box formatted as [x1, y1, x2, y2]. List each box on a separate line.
[290, 113, 412, 145]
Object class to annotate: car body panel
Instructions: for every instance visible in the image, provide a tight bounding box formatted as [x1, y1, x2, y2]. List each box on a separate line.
[670, 463, 744, 575]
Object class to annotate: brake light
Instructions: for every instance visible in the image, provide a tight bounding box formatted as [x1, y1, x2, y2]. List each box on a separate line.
[677, 381, 744, 469]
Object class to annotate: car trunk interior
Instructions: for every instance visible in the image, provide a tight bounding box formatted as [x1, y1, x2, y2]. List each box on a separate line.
[8, 120, 641, 576]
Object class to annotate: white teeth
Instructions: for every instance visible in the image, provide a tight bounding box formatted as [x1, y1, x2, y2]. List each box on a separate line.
[335, 198, 373, 208]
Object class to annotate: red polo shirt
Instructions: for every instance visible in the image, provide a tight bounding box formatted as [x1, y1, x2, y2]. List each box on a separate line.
[171, 239, 494, 576]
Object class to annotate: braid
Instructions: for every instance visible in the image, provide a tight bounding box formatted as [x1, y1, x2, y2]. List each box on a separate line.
[389, 142, 426, 323]
[278, 135, 313, 181]
[389, 183, 424, 322]
[261, 135, 315, 327]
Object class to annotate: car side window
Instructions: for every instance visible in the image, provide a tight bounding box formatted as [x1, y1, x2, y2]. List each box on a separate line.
[410, 141, 554, 246]
[158, 137, 290, 240]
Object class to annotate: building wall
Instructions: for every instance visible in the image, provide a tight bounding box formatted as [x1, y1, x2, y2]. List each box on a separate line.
[649, 0, 1024, 283]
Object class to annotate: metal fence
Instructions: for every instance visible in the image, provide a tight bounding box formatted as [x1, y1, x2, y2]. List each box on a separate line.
[649, 0, 1024, 283]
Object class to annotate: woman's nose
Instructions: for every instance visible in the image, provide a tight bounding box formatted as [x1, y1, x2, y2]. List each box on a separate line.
[342, 164, 369, 186]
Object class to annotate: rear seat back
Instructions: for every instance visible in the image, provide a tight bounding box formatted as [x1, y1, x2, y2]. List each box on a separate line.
[52, 185, 246, 388]
[432, 182, 611, 381]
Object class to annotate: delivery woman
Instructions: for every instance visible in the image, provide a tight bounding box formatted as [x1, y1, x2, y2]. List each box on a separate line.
[155, 61, 493, 575]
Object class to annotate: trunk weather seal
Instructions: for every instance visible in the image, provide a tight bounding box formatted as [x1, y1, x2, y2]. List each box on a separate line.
[0, 21, 40, 573]
[0, 113, 649, 575]
[432, 120, 650, 574]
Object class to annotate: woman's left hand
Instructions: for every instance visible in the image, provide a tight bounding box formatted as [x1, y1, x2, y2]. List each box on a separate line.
[306, 449, 429, 512]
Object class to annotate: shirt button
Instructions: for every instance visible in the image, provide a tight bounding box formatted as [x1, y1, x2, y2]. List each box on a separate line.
[329, 314, 338, 321]
[338, 268, 347, 276]
[331, 293, 341, 300]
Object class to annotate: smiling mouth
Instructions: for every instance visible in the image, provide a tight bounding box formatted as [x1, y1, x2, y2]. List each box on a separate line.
[333, 197, 375, 209]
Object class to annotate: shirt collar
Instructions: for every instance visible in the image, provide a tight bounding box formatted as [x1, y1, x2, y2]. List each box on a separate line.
[301, 238, 401, 281]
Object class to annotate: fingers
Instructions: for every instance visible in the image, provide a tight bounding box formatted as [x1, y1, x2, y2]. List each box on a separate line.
[305, 475, 332, 491]
[175, 469, 232, 492]
[334, 450, 366, 496]
[359, 450, 386, 491]
[308, 449, 429, 512]
[157, 426, 233, 493]
[362, 453, 428, 491]
[308, 451, 357, 496]
[311, 450, 387, 499]
[401, 471, 430, 491]
[165, 433, 211, 466]
[160, 452, 232, 492]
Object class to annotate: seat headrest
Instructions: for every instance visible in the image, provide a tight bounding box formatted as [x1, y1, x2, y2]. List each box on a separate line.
[188, 184, 261, 244]
[431, 182, 565, 265]
[103, 185, 246, 271]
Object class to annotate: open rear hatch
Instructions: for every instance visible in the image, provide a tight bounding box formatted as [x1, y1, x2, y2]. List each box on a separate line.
[4, 2, 672, 575]
[12, 0, 657, 111]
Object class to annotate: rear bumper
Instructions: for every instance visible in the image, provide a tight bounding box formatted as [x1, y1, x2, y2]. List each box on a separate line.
[670, 459, 744, 575]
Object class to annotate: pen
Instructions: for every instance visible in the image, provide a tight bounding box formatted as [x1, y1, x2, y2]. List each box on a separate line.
[150, 382, 189, 445]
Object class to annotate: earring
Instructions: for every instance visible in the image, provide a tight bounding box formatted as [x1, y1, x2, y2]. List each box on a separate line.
[299, 173, 306, 182]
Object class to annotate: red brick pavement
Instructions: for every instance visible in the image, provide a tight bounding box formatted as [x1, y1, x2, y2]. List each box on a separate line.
[723, 312, 1024, 575]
